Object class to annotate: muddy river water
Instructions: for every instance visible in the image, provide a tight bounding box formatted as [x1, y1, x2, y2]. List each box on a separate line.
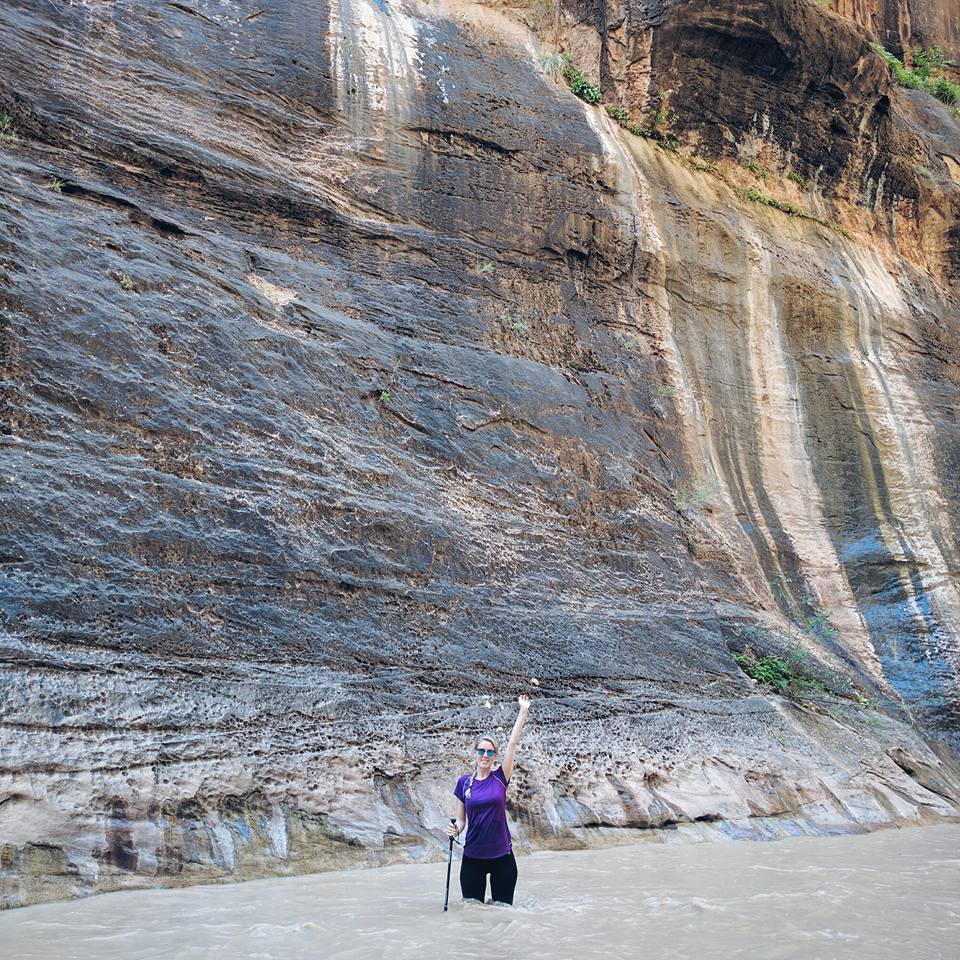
[4, 824, 959, 959]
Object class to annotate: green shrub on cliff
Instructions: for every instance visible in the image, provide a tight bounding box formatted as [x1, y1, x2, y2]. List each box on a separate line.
[605, 104, 629, 124]
[0, 113, 18, 146]
[540, 51, 602, 105]
[560, 55, 602, 105]
[871, 43, 960, 108]
[744, 187, 807, 218]
[730, 586, 870, 704]
[604, 100, 676, 146]
[743, 187, 849, 235]
[872, 43, 925, 88]
[545, 58, 685, 152]
[733, 647, 832, 697]
[626, 121, 654, 138]
[932, 75, 960, 106]
[910, 46, 950, 81]
[733, 652, 792, 690]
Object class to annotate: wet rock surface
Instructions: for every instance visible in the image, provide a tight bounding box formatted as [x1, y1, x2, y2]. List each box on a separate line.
[832, 0, 960, 62]
[1, 0, 959, 907]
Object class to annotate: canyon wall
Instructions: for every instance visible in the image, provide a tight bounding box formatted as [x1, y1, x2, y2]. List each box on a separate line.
[1, 0, 959, 906]
[832, 0, 960, 61]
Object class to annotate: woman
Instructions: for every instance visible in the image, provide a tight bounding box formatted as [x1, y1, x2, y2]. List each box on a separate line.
[448, 694, 530, 905]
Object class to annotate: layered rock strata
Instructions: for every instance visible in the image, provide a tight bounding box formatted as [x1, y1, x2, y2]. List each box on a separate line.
[833, 0, 960, 61]
[1, 0, 959, 907]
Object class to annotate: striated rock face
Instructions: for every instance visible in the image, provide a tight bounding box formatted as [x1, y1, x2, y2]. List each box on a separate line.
[832, 0, 960, 61]
[562, 0, 960, 276]
[1, 0, 959, 907]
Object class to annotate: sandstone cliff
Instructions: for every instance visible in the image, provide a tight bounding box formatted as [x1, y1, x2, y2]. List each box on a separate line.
[1, 0, 959, 907]
[833, 0, 960, 62]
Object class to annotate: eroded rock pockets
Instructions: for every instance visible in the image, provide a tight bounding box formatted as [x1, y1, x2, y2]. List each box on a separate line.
[0, 0, 958, 907]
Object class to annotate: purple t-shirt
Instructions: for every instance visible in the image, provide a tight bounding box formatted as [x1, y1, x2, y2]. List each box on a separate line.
[454, 766, 512, 859]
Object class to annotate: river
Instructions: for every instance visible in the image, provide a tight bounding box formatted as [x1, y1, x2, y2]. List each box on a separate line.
[4, 823, 959, 959]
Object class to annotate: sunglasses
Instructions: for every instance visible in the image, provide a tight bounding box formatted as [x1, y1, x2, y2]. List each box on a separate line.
[476, 748, 497, 757]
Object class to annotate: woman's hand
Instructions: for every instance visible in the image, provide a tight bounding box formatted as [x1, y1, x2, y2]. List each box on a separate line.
[518, 694, 531, 712]
[446, 820, 462, 838]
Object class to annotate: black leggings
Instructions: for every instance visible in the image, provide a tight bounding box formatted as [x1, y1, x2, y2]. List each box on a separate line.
[460, 852, 518, 905]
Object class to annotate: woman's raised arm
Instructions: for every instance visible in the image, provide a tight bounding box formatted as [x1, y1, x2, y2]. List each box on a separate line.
[500, 695, 530, 782]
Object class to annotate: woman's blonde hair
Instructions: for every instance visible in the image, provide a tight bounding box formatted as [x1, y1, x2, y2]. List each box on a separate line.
[474, 733, 498, 752]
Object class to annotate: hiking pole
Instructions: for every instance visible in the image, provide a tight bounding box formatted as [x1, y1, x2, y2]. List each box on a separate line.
[443, 818, 456, 912]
